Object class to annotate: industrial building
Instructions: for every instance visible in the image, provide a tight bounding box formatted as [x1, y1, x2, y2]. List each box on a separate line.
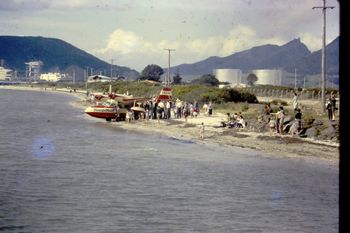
[25, 61, 43, 81]
[214, 69, 246, 88]
[40, 72, 67, 82]
[0, 66, 13, 80]
[214, 69, 243, 84]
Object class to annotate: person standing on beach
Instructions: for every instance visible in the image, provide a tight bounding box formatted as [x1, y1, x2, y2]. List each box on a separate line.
[208, 102, 213, 116]
[263, 104, 272, 131]
[153, 101, 158, 120]
[203, 103, 208, 116]
[276, 106, 285, 135]
[326, 98, 333, 121]
[269, 115, 276, 136]
[199, 122, 205, 140]
[292, 92, 299, 112]
[330, 92, 337, 120]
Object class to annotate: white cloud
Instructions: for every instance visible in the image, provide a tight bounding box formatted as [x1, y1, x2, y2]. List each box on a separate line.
[99, 29, 144, 54]
[94, 25, 289, 71]
[299, 33, 322, 52]
[299, 33, 337, 52]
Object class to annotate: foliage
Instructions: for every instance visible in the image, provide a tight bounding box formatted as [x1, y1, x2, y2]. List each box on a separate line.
[190, 74, 219, 86]
[246, 73, 258, 86]
[172, 73, 182, 84]
[271, 99, 288, 106]
[139, 64, 164, 82]
[172, 85, 258, 104]
[240, 102, 250, 112]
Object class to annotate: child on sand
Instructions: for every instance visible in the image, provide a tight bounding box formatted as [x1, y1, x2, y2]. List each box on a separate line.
[269, 119, 276, 136]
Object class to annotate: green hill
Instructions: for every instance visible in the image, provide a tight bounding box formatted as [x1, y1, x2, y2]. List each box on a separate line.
[0, 36, 139, 81]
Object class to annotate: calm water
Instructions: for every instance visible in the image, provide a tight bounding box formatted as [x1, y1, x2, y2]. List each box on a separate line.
[0, 89, 338, 233]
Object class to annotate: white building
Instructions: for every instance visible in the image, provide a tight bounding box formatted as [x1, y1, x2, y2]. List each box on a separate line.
[40, 72, 67, 82]
[0, 66, 13, 80]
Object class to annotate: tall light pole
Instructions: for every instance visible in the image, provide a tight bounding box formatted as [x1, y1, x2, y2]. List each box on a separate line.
[164, 48, 175, 86]
[312, 0, 334, 112]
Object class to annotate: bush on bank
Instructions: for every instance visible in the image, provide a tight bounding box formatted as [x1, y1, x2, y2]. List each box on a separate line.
[28, 81, 258, 104]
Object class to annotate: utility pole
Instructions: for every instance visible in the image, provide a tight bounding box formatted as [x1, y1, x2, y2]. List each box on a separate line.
[86, 66, 89, 80]
[110, 59, 114, 78]
[164, 48, 175, 86]
[294, 67, 297, 90]
[312, 0, 335, 112]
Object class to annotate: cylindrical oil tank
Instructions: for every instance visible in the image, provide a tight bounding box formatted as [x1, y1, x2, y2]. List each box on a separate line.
[214, 69, 242, 84]
[252, 69, 283, 86]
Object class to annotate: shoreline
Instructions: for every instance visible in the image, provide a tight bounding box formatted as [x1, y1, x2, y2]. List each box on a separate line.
[1, 85, 339, 164]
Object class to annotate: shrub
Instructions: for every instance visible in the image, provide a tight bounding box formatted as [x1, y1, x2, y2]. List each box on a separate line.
[271, 99, 288, 106]
[240, 102, 249, 112]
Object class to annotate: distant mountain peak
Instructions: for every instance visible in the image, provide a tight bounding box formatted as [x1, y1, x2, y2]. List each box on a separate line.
[169, 38, 313, 75]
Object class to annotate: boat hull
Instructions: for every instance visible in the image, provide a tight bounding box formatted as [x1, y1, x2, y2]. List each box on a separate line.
[131, 106, 145, 112]
[85, 106, 116, 119]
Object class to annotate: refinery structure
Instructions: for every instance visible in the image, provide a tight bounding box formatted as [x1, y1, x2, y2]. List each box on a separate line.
[25, 61, 43, 81]
[214, 69, 243, 84]
[251, 69, 283, 86]
[214, 68, 283, 87]
[2, 60, 72, 83]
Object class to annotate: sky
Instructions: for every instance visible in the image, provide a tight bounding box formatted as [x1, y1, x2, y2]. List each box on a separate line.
[0, 0, 340, 72]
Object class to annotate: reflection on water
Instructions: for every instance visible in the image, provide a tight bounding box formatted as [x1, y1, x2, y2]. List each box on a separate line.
[0, 89, 338, 232]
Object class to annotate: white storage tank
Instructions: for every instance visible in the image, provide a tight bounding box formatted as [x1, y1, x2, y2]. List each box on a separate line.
[251, 69, 283, 86]
[214, 69, 242, 84]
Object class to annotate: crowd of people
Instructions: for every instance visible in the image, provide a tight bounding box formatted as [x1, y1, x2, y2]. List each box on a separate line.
[326, 92, 337, 121]
[259, 91, 337, 137]
[117, 98, 215, 123]
[257, 93, 303, 136]
[220, 112, 247, 129]
[88, 90, 338, 139]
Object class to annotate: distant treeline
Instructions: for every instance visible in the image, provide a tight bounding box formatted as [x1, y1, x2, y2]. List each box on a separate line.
[32, 81, 258, 104]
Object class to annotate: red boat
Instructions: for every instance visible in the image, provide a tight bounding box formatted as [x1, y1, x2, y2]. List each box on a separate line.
[85, 86, 172, 121]
[84, 105, 117, 121]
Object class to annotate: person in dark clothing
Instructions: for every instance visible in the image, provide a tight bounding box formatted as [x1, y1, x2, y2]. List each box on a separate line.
[153, 101, 158, 120]
[330, 92, 337, 120]
[326, 98, 333, 121]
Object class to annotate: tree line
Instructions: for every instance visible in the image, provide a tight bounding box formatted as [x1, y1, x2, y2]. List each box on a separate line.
[140, 64, 260, 87]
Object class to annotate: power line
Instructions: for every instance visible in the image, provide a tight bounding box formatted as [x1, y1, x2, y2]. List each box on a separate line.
[312, 0, 335, 112]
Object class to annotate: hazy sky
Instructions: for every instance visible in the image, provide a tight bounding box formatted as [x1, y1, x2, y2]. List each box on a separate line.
[0, 0, 339, 72]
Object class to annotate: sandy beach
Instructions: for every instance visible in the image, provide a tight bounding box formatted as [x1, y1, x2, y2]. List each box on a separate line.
[1, 85, 339, 164]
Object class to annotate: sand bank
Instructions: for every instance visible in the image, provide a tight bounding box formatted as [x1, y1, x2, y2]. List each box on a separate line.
[109, 114, 339, 163]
